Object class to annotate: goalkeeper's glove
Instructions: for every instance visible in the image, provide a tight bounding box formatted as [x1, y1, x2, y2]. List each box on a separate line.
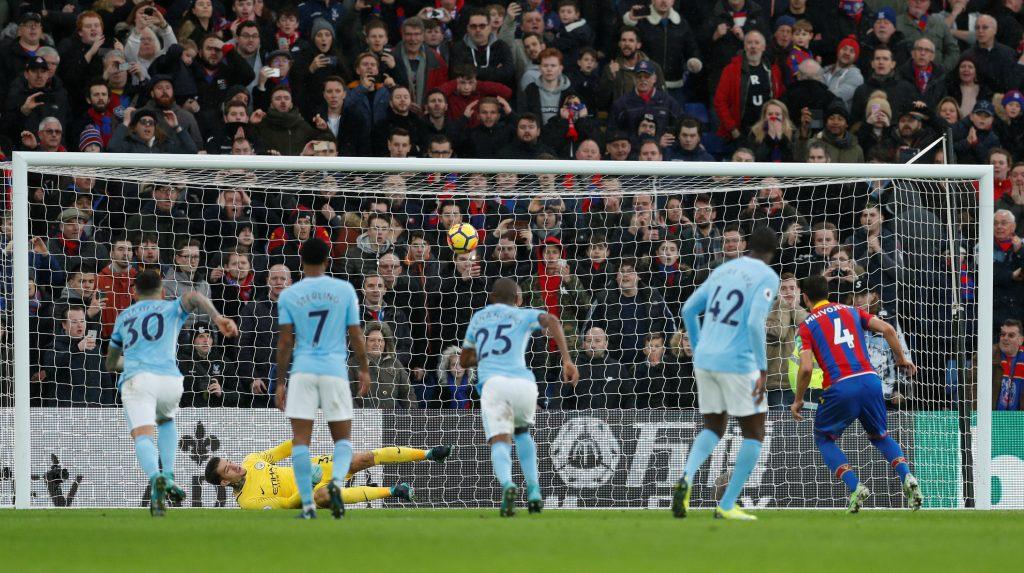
[310, 464, 323, 486]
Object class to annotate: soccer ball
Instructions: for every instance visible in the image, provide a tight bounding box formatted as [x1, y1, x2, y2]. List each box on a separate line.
[447, 223, 479, 255]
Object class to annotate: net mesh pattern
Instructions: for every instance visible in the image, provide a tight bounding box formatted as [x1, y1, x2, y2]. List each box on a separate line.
[0, 160, 983, 509]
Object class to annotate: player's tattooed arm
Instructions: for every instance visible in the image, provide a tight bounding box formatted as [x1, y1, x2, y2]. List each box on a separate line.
[182, 292, 238, 338]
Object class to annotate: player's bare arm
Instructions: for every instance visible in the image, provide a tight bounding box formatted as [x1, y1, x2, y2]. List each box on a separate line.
[104, 345, 123, 373]
[790, 350, 816, 421]
[539, 313, 579, 386]
[275, 324, 295, 411]
[182, 291, 238, 338]
[867, 317, 917, 377]
[349, 324, 371, 397]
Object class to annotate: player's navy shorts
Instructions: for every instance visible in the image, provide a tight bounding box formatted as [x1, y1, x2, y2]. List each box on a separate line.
[814, 372, 888, 440]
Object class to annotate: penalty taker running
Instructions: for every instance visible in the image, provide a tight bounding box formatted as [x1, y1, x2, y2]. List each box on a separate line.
[460, 278, 579, 517]
[275, 236, 371, 520]
[675, 227, 780, 521]
[105, 268, 239, 516]
[791, 275, 922, 512]
[205, 441, 452, 509]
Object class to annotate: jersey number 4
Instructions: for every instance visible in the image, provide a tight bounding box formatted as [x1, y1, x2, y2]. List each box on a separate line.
[708, 287, 743, 326]
[476, 323, 512, 359]
[122, 313, 165, 349]
[832, 317, 855, 349]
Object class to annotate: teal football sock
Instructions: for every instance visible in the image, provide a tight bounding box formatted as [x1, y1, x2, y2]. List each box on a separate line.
[157, 420, 177, 480]
[683, 429, 721, 482]
[514, 433, 540, 500]
[719, 439, 762, 511]
[134, 435, 160, 480]
[332, 439, 353, 485]
[292, 444, 315, 509]
[491, 441, 513, 489]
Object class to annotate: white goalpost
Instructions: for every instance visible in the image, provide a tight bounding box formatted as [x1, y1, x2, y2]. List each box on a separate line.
[3, 152, 995, 510]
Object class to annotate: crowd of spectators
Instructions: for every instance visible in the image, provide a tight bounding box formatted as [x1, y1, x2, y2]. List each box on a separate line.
[0, 0, 1021, 411]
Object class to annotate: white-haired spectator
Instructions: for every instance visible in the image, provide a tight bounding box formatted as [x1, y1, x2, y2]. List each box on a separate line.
[125, 7, 177, 77]
[994, 209, 1024, 338]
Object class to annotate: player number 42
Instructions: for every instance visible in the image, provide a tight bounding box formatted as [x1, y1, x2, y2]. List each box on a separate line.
[832, 317, 855, 349]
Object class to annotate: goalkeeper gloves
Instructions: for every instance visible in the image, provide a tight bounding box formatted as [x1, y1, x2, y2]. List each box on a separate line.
[310, 464, 323, 486]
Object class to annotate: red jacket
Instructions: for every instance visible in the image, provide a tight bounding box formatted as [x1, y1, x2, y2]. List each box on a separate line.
[438, 80, 513, 127]
[714, 54, 785, 140]
[96, 264, 137, 338]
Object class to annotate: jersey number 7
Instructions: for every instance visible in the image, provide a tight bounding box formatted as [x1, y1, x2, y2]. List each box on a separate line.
[308, 309, 329, 346]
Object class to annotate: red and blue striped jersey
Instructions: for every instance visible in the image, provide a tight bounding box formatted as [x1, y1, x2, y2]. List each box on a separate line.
[798, 302, 876, 389]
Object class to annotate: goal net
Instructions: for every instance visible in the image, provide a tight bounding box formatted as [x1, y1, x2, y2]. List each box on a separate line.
[0, 155, 998, 510]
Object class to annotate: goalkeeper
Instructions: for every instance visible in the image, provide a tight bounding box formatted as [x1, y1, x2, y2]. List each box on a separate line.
[204, 440, 451, 510]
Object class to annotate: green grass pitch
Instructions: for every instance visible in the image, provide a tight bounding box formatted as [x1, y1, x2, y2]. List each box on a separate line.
[2, 509, 1020, 572]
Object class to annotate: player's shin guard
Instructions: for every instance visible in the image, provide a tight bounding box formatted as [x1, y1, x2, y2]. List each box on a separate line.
[490, 441, 514, 489]
[513, 433, 540, 501]
[134, 435, 160, 479]
[719, 438, 762, 511]
[870, 435, 911, 481]
[332, 439, 353, 486]
[156, 420, 177, 479]
[816, 433, 860, 492]
[372, 446, 426, 464]
[292, 444, 315, 510]
[683, 429, 721, 482]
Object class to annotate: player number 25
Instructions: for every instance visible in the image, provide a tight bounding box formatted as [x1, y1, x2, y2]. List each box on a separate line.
[832, 317, 855, 349]
[476, 323, 512, 359]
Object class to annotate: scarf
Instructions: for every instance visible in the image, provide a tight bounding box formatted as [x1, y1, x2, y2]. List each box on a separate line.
[910, 11, 928, 31]
[87, 109, 115, 145]
[537, 260, 562, 351]
[997, 239, 1015, 253]
[730, 10, 748, 28]
[226, 271, 255, 301]
[275, 30, 299, 50]
[841, 0, 864, 19]
[914, 64, 932, 94]
[637, 87, 653, 103]
[399, 47, 429, 103]
[537, 261, 562, 318]
[658, 262, 681, 287]
[60, 238, 80, 256]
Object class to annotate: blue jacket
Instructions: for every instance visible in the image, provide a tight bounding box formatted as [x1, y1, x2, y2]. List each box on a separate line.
[608, 88, 683, 144]
[344, 84, 391, 131]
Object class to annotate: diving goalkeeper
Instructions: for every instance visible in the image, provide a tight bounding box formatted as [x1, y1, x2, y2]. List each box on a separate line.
[204, 440, 451, 510]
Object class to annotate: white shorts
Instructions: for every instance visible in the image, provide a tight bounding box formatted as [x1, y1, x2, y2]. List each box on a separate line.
[285, 372, 353, 422]
[695, 368, 767, 418]
[480, 375, 538, 440]
[121, 373, 184, 430]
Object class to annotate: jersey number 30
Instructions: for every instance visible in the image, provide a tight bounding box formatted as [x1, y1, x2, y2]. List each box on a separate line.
[832, 317, 855, 349]
[122, 313, 165, 348]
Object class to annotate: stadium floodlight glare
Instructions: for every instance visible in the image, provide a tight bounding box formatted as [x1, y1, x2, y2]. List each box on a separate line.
[6, 152, 994, 510]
